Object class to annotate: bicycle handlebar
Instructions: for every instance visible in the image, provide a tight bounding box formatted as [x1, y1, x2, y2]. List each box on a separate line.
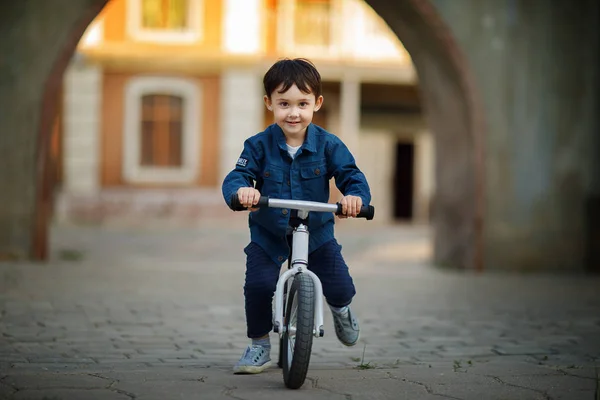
[230, 194, 375, 220]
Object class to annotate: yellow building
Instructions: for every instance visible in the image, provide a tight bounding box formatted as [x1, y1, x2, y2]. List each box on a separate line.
[56, 0, 434, 225]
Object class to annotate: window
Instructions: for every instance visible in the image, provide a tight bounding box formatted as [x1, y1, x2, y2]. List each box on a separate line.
[123, 77, 201, 184]
[278, 0, 339, 56]
[140, 94, 184, 167]
[294, 0, 331, 48]
[142, 0, 188, 30]
[127, 0, 203, 43]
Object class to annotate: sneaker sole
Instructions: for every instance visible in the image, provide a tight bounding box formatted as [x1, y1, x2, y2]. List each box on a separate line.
[233, 360, 272, 374]
[338, 330, 360, 347]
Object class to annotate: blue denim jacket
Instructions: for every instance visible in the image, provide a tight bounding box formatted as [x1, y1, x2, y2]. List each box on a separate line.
[222, 123, 371, 265]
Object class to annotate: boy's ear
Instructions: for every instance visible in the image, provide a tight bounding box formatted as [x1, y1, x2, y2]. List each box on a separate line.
[314, 95, 324, 112]
[263, 95, 273, 111]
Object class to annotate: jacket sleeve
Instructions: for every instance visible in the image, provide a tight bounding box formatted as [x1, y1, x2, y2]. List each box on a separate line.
[222, 138, 263, 208]
[326, 136, 372, 205]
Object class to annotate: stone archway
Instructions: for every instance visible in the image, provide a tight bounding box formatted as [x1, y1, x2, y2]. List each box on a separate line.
[33, 0, 111, 260]
[365, 0, 485, 271]
[1, 0, 484, 270]
[0, 0, 109, 262]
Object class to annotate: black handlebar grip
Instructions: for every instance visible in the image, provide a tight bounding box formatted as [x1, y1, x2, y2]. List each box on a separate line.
[230, 194, 270, 211]
[230, 193, 246, 211]
[357, 205, 375, 220]
[335, 204, 375, 220]
[257, 196, 269, 207]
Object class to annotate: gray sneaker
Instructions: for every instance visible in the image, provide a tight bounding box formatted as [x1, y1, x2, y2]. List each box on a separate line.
[233, 345, 272, 374]
[331, 306, 360, 346]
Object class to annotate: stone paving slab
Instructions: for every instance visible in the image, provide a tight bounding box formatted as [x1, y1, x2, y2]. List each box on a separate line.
[0, 363, 597, 400]
[0, 221, 599, 399]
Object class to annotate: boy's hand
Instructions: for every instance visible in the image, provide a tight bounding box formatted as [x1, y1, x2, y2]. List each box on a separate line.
[339, 195, 362, 218]
[237, 187, 261, 211]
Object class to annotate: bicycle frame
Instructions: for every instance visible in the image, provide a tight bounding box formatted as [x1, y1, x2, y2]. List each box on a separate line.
[270, 199, 339, 339]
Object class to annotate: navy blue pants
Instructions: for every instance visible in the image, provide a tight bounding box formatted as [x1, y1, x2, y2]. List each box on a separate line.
[243, 239, 356, 338]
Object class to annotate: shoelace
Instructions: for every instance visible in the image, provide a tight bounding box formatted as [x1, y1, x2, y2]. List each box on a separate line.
[243, 345, 269, 363]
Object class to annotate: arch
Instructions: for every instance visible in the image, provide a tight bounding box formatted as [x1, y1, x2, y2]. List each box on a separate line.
[365, 0, 486, 271]
[35, 0, 485, 269]
[33, 0, 109, 260]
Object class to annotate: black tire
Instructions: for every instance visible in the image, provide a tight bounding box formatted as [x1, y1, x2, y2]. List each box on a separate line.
[282, 273, 315, 389]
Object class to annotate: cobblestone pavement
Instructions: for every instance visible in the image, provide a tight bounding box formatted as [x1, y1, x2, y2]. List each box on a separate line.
[0, 217, 599, 399]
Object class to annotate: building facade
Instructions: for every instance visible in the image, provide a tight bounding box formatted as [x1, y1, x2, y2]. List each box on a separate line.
[54, 0, 434, 225]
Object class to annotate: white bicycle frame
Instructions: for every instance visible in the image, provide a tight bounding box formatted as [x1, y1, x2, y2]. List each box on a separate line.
[270, 199, 339, 339]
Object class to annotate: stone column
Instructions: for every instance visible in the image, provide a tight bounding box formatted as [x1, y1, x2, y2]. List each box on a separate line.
[339, 78, 361, 155]
[219, 70, 264, 184]
[330, 78, 362, 203]
[413, 130, 435, 223]
[62, 56, 102, 195]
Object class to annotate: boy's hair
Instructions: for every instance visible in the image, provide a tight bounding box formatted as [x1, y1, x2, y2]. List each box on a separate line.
[263, 58, 322, 99]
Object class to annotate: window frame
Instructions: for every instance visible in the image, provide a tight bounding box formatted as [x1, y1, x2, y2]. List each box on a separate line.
[123, 76, 202, 184]
[277, 0, 341, 57]
[139, 93, 185, 168]
[127, 0, 204, 44]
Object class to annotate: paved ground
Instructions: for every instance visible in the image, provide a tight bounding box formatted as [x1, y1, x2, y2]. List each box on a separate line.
[0, 216, 599, 399]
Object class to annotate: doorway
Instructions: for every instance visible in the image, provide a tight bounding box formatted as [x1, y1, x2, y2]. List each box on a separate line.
[393, 141, 414, 220]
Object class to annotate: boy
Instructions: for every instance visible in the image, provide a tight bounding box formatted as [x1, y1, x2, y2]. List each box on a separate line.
[222, 58, 371, 374]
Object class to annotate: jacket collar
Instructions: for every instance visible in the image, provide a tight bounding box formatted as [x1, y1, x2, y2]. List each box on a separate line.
[272, 123, 317, 154]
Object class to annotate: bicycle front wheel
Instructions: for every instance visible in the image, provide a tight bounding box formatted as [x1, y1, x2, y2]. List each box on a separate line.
[282, 272, 315, 389]
[277, 279, 288, 369]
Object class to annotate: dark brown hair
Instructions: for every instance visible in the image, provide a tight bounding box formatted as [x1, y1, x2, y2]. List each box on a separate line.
[263, 58, 322, 99]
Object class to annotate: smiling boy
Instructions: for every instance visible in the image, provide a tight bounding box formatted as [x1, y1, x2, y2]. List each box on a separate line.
[222, 58, 371, 374]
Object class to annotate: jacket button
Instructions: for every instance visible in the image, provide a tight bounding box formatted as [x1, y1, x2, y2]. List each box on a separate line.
[282, 209, 288, 215]
[278, 256, 284, 262]
[314, 168, 320, 175]
[264, 171, 270, 177]
[287, 180, 290, 186]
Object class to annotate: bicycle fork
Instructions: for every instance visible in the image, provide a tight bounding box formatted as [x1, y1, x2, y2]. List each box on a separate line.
[273, 223, 325, 338]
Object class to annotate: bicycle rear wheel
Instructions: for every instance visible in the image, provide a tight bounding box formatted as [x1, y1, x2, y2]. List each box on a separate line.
[282, 272, 315, 389]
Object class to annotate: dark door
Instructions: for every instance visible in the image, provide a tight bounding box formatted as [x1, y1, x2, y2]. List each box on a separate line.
[393, 142, 414, 220]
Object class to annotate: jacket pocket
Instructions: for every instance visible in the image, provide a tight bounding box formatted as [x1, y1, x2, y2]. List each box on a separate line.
[300, 164, 325, 179]
[299, 162, 328, 201]
[260, 164, 284, 197]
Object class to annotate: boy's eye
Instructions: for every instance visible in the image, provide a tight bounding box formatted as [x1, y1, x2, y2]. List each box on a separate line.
[278, 102, 288, 107]
[300, 102, 308, 107]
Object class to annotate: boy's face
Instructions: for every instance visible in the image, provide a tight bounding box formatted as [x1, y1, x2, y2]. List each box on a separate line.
[264, 84, 323, 140]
